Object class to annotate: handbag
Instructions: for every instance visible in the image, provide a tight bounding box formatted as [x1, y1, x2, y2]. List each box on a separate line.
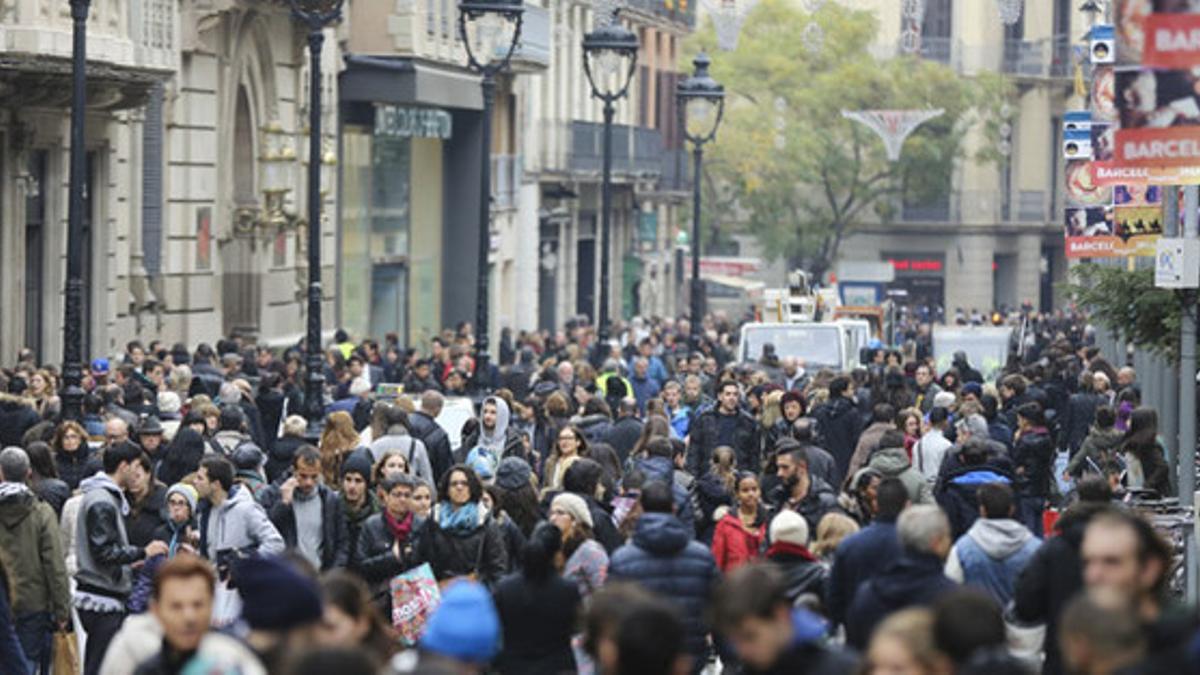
[53, 630, 80, 675]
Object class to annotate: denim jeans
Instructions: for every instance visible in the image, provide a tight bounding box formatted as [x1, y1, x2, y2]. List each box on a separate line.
[78, 610, 126, 675]
[14, 612, 52, 675]
[1018, 495, 1045, 537]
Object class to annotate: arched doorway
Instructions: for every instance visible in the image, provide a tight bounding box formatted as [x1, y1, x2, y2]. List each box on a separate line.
[221, 86, 262, 338]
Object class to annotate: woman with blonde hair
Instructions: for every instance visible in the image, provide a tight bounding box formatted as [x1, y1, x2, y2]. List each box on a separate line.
[866, 608, 949, 675]
[811, 512, 860, 561]
[543, 425, 588, 494]
[27, 368, 59, 417]
[319, 410, 362, 485]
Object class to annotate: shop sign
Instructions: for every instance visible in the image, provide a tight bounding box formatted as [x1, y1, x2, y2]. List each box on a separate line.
[374, 105, 453, 140]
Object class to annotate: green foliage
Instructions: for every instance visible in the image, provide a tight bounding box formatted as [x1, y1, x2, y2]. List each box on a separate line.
[1063, 263, 1182, 363]
[685, 0, 1011, 277]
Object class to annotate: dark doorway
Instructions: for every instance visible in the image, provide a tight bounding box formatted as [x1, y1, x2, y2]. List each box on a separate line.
[222, 87, 262, 338]
[576, 233, 596, 321]
[25, 150, 47, 357]
[538, 221, 558, 331]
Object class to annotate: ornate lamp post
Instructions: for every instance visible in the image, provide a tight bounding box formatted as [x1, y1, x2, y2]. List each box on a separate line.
[582, 10, 638, 362]
[458, 0, 524, 392]
[676, 53, 724, 350]
[289, 0, 344, 433]
[62, 0, 92, 421]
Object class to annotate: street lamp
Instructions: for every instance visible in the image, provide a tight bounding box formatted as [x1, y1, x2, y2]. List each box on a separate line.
[676, 52, 724, 350]
[458, 0, 524, 392]
[61, 0, 92, 422]
[582, 10, 638, 362]
[289, 0, 344, 434]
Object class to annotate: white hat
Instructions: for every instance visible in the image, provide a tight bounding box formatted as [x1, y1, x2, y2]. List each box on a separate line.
[933, 391, 957, 409]
[157, 391, 182, 414]
[769, 510, 809, 547]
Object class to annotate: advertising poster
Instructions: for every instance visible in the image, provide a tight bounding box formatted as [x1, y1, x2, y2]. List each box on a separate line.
[1092, 67, 1118, 122]
[1092, 123, 1116, 160]
[1066, 160, 1113, 206]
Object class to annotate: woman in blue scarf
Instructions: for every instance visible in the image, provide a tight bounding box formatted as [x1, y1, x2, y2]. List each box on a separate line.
[127, 483, 198, 612]
[418, 465, 509, 588]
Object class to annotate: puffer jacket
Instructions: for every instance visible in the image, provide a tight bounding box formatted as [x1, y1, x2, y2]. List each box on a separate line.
[867, 447, 934, 505]
[197, 484, 285, 561]
[0, 483, 71, 622]
[711, 511, 767, 572]
[55, 445, 101, 491]
[416, 503, 509, 587]
[0, 394, 39, 447]
[609, 512, 719, 660]
[767, 541, 827, 606]
[811, 396, 862, 483]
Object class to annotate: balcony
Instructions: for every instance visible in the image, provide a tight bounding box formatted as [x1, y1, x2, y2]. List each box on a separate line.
[560, 121, 689, 190]
[895, 190, 1051, 225]
[624, 0, 697, 29]
[915, 36, 955, 66]
[0, 0, 177, 109]
[492, 154, 523, 210]
[1002, 36, 1074, 80]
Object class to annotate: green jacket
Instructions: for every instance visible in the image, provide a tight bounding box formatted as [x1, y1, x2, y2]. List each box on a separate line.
[0, 483, 71, 621]
[868, 447, 935, 506]
[1065, 426, 1124, 478]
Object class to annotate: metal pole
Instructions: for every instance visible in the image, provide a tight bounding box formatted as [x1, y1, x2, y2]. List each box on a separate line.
[598, 99, 614, 353]
[62, 0, 91, 423]
[304, 26, 326, 432]
[475, 73, 496, 391]
[1181, 185, 1198, 604]
[690, 144, 703, 350]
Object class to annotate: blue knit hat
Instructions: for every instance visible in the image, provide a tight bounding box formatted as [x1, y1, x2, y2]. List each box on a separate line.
[419, 581, 500, 663]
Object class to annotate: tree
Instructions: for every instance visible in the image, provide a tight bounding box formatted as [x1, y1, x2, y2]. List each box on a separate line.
[687, 0, 1008, 279]
[1064, 263, 1184, 363]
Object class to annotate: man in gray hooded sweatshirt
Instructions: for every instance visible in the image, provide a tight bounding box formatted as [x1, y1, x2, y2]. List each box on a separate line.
[944, 481, 1040, 607]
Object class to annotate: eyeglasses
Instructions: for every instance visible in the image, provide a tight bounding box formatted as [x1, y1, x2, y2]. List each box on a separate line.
[167, 498, 189, 507]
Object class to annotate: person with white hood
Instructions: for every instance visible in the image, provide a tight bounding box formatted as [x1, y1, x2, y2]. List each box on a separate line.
[461, 396, 527, 469]
[944, 481, 1040, 607]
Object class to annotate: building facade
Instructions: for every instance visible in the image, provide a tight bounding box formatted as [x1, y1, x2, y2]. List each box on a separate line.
[0, 0, 341, 362]
[832, 0, 1079, 314]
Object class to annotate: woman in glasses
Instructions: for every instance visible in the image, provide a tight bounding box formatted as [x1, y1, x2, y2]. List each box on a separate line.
[417, 464, 508, 588]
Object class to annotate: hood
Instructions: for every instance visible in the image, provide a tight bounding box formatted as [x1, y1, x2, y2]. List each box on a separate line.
[966, 518, 1035, 559]
[635, 456, 674, 483]
[0, 482, 34, 527]
[872, 553, 948, 603]
[477, 396, 511, 452]
[80, 472, 131, 516]
[868, 447, 912, 476]
[218, 483, 256, 514]
[0, 393, 33, 411]
[632, 512, 691, 555]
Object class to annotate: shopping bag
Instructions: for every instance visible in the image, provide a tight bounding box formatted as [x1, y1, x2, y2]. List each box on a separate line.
[390, 563, 441, 647]
[53, 630, 80, 675]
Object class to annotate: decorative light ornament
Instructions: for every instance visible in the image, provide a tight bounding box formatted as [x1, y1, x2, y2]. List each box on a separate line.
[840, 109, 944, 162]
[702, 0, 758, 52]
[802, 21, 824, 54]
[996, 0, 1024, 25]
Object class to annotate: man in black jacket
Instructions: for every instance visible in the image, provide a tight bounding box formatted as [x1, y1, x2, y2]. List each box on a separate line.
[770, 445, 841, 532]
[606, 397, 643, 465]
[715, 563, 858, 675]
[409, 390, 454, 485]
[260, 446, 349, 571]
[811, 376, 862, 484]
[689, 381, 760, 475]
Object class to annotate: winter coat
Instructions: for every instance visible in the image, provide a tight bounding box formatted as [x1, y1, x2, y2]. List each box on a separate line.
[0, 573, 30, 675]
[845, 552, 957, 650]
[343, 493, 379, 570]
[867, 447, 934, 506]
[767, 542, 827, 607]
[825, 518, 901, 627]
[416, 503, 509, 587]
[100, 612, 267, 675]
[493, 572, 580, 675]
[935, 465, 1014, 539]
[688, 407, 761, 475]
[157, 428, 207, 487]
[573, 414, 614, 447]
[1013, 503, 1108, 675]
[711, 511, 766, 572]
[847, 421, 893, 479]
[75, 474, 145, 600]
[32, 477, 70, 517]
[259, 483, 349, 571]
[126, 482, 168, 548]
[741, 609, 859, 675]
[769, 476, 842, 533]
[609, 512, 719, 660]
[460, 409, 528, 465]
[55, 445, 101, 491]
[355, 511, 424, 613]
[811, 397, 862, 484]
[408, 411, 454, 485]
[1065, 426, 1123, 478]
[605, 416, 643, 465]
[197, 484, 285, 561]
[0, 394, 39, 447]
[0, 483, 71, 622]
[1060, 391, 1105, 453]
[265, 434, 307, 484]
[629, 374, 661, 412]
[1011, 428, 1055, 497]
[945, 518, 1040, 607]
[632, 456, 697, 534]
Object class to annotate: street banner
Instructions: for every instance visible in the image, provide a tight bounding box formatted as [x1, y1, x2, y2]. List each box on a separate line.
[1090, 160, 1200, 185]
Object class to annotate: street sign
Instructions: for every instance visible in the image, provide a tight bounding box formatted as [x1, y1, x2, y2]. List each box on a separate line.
[1155, 238, 1200, 289]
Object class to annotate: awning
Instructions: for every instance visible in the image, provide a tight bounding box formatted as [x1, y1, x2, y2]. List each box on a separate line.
[703, 273, 766, 293]
[340, 55, 482, 111]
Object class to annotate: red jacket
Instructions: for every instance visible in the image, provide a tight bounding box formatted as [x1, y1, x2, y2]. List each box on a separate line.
[711, 512, 766, 572]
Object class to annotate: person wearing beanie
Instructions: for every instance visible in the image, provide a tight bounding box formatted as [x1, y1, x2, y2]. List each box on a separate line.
[550, 492, 593, 529]
[549, 493, 609, 601]
[417, 581, 501, 673]
[765, 510, 827, 607]
[960, 382, 983, 403]
[237, 555, 325, 672]
[154, 484, 199, 557]
[339, 451, 378, 570]
[494, 456, 533, 493]
[493, 522, 581, 674]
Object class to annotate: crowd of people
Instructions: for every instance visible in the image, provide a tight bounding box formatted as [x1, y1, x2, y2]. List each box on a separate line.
[0, 309, 1194, 675]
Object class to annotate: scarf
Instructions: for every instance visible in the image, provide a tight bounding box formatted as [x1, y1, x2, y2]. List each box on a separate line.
[384, 509, 414, 543]
[767, 541, 819, 562]
[437, 502, 481, 535]
[165, 520, 189, 557]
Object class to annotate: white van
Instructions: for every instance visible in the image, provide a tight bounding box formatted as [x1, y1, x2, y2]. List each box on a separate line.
[737, 322, 852, 372]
